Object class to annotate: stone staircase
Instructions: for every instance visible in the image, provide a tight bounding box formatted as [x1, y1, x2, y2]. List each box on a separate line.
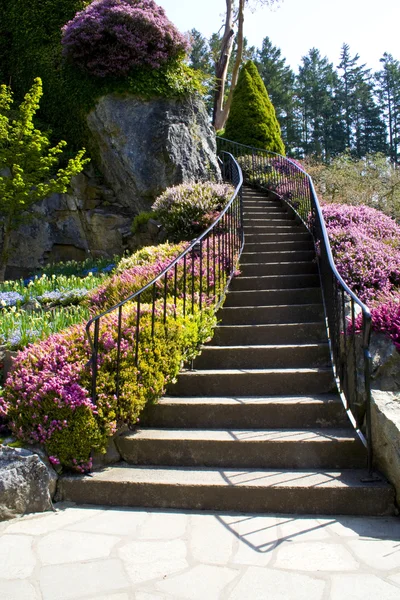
[58, 187, 395, 515]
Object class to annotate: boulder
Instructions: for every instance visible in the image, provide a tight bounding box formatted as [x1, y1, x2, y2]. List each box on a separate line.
[86, 93, 221, 213]
[371, 390, 400, 507]
[0, 446, 56, 521]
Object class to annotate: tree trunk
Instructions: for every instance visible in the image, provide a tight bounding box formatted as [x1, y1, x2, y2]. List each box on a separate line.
[212, 0, 235, 130]
[214, 0, 245, 131]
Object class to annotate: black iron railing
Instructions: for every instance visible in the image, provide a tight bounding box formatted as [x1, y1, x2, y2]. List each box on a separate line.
[85, 152, 243, 412]
[217, 137, 374, 475]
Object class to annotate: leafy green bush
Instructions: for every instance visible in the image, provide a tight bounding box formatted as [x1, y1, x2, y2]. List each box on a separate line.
[152, 182, 234, 241]
[131, 211, 157, 235]
[224, 60, 285, 154]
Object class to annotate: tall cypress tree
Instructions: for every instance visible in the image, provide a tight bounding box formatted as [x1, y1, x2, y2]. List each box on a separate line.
[224, 60, 285, 154]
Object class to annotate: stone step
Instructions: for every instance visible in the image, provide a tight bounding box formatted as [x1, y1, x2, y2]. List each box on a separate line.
[230, 276, 320, 292]
[194, 343, 330, 369]
[213, 323, 328, 345]
[243, 210, 291, 218]
[116, 428, 365, 470]
[168, 368, 335, 397]
[245, 232, 312, 243]
[239, 262, 318, 276]
[141, 395, 349, 429]
[57, 466, 396, 515]
[225, 288, 322, 307]
[240, 250, 316, 263]
[243, 215, 294, 223]
[243, 224, 304, 234]
[244, 240, 314, 252]
[219, 304, 325, 325]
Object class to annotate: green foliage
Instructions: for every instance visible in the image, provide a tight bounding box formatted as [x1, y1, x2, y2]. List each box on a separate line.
[0, 0, 202, 147]
[131, 211, 157, 235]
[152, 182, 234, 241]
[224, 60, 285, 154]
[305, 152, 400, 219]
[0, 78, 88, 277]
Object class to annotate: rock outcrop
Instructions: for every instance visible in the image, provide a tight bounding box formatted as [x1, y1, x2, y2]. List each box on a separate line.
[3, 94, 220, 277]
[86, 93, 221, 213]
[0, 446, 57, 521]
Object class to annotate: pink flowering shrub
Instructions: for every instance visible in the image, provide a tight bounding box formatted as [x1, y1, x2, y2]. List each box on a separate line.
[369, 295, 400, 350]
[152, 182, 234, 242]
[61, 0, 190, 78]
[90, 240, 233, 312]
[322, 204, 400, 304]
[0, 239, 220, 471]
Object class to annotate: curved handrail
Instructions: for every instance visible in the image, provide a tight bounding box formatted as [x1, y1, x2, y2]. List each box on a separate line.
[85, 152, 244, 408]
[217, 136, 374, 474]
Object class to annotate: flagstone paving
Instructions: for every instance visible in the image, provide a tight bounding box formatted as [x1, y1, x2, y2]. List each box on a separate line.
[0, 504, 400, 599]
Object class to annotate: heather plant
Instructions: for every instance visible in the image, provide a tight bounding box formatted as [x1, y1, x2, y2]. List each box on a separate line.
[0, 299, 216, 470]
[152, 182, 234, 241]
[322, 204, 400, 304]
[61, 0, 190, 78]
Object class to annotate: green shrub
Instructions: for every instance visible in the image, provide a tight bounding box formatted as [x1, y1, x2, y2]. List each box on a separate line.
[224, 60, 285, 154]
[131, 211, 157, 235]
[152, 182, 234, 241]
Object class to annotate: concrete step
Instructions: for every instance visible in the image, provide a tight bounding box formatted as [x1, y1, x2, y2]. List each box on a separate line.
[225, 288, 321, 307]
[213, 323, 328, 345]
[57, 466, 396, 515]
[116, 428, 365, 470]
[244, 224, 304, 234]
[245, 240, 314, 252]
[239, 262, 318, 276]
[219, 304, 324, 325]
[245, 232, 312, 243]
[243, 210, 291, 218]
[243, 216, 294, 224]
[230, 276, 320, 292]
[168, 367, 335, 397]
[141, 395, 349, 429]
[241, 250, 316, 263]
[194, 343, 330, 369]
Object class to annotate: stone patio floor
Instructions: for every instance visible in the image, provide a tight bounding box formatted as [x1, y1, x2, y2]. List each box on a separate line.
[1, 504, 400, 599]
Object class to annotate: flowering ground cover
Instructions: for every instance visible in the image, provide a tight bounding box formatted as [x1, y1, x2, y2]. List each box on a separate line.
[322, 203, 400, 350]
[0, 181, 234, 472]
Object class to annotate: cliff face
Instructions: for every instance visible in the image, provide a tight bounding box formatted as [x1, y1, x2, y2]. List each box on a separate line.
[86, 93, 221, 212]
[3, 94, 220, 277]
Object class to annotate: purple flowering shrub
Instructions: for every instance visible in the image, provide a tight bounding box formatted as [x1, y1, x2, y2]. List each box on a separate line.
[0, 240, 220, 471]
[61, 0, 190, 78]
[369, 295, 400, 350]
[90, 239, 232, 312]
[152, 182, 234, 242]
[322, 204, 400, 304]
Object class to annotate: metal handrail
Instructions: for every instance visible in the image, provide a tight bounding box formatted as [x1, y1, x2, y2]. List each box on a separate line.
[217, 137, 374, 475]
[85, 152, 244, 413]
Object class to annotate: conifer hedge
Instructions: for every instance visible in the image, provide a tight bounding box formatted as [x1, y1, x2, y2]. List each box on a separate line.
[224, 60, 285, 155]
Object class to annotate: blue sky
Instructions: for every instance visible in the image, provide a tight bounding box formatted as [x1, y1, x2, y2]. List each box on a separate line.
[157, 0, 400, 73]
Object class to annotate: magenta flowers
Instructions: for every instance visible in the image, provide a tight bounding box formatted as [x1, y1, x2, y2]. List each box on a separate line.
[61, 0, 190, 78]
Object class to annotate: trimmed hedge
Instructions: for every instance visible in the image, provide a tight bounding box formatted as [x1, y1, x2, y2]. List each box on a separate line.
[225, 60, 285, 154]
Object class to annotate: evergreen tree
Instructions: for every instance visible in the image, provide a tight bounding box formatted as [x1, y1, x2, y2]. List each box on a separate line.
[375, 53, 400, 163]
[296, 48, 345, 159]
[256, 37, 298, 152]
[224, 60, 285, 154]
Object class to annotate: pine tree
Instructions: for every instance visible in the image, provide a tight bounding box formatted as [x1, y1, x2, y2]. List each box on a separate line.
[375, 53, 400, 163]
[224, 60, 285, 154]
[296, 48, 345, 159]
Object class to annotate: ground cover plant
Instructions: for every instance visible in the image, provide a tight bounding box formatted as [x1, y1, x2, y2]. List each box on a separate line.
[0, 181, 235, 471]
[321, 202, 400, 350]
